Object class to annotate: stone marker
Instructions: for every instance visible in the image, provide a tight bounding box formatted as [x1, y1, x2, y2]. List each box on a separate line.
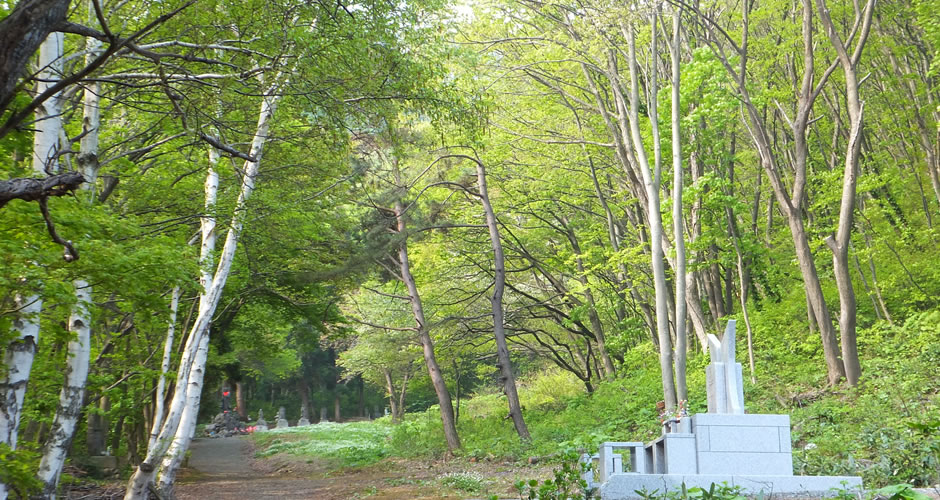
[705, 321, 745, 414]
[585, 320, 863, 499]
[255, 408, 268, 431]
[276, 406, 289, 429]
[319, 407, 328, 422]
[297, 404, 311, 426]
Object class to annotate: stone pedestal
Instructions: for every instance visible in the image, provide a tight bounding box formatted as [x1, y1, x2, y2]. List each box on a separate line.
[599, 473, 862, 499]
[692, 414, 792, 475]
[276, 406, 289, 429]
[297, 417, 310, 426]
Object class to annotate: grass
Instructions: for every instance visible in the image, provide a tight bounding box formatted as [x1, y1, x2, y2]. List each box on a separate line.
[251, 421, 392, 467]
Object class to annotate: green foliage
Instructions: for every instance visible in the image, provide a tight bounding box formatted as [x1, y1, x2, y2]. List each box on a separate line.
[869, 484, 932, 500]
[513, 452, 595, 500]
[635, 482, 747, 500]
[0, 444, 42, 498]
[439, 471, 488, 493]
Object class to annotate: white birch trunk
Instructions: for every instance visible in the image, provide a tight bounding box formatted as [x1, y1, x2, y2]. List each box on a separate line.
[35, 22, 101, 496]
[0, 296, 43, 451]
[156, 145, 219, 493]
[31, 33, 64, 175]
[125, 88, 280, 500]
[0, 31, 65, 500]
[156, 334, 209, 494]
[36, 283, 91, 499]
[148, 286, 182, 452]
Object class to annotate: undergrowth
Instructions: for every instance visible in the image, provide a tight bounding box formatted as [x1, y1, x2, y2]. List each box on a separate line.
[250, 311, 939, 490]
[250, 421, 391, 467]
[385, 310, 940, 488]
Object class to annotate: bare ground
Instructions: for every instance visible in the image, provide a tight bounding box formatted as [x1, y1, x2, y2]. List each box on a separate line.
[171, 436, 554, 499]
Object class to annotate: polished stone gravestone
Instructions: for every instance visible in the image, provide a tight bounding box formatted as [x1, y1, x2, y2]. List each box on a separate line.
[586, 320, 862, 499]
[255, 408, 268, 431]
[276, 406, 289, 429]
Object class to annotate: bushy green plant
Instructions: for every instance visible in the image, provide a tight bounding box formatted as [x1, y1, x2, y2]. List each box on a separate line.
[0, 444, 42, 498]
[514, 452, 596, 499]
[868, 484, 931, 500]
[635, 482, 746, 500]
[439, 471, 487, 492]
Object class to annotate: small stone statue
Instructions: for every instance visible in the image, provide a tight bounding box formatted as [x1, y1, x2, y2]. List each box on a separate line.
[276, 406, 289, 429]
[255, 408, 268, 431]
[297, 404, 311, 426]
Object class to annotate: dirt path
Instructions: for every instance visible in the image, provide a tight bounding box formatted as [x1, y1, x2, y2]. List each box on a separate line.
[173, 437, 332, 499]
[172, 436, 513, 499]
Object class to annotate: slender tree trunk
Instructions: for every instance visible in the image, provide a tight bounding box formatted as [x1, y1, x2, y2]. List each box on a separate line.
[397, 371, 409, 421]
[35, 27, 97, 498]
[383, 369, 399, 423]
[36, 283, 92, 499]
[391, 160, 460, 452]
[471, 155, 531, 440]
[0, 30, 66, 475]
[155, 334, 209, 495]
[626, 16, 677, 410]
[815, 0, 873, 387]
[669, 6, 688, 403]
[148, 287, 181, 452]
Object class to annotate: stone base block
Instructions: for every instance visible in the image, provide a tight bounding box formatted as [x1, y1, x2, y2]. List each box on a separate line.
[598, 474, 862, 499]
[276, 418, 289, 429]
[297, 418, 311, 426]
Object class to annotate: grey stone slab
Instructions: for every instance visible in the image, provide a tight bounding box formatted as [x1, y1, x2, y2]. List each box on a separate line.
[662, 434, 697, 474]
[696, 425, 710, 452]
[708, 425, 781, 452]
[779, 427, 792, 453]
[276, 418, 289, 429]
[693, 413, 790, 427]
[598, 473, 862, 499]
[696, 451, 793, 476]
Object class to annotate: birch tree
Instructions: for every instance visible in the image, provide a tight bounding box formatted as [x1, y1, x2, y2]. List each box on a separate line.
[0, 29, 64, 500]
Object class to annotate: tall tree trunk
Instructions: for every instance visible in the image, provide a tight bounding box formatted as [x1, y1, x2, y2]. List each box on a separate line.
[469, 154, 531, 440]
[816, 0, 874, 387]
[669, 5, 688, 403]
[391, 160, 461, 452]
[35, 28, 96, 499]
[383, 369, 399, 423]
[0, 29, 66, 474]
[155, 334, 209, 495]
[36, 283, 91, 499]
[626, 16, 677, 410]
[148, 286, 181, 452]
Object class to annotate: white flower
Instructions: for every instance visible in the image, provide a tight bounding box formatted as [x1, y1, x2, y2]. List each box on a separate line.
[804, 443, 817, 450]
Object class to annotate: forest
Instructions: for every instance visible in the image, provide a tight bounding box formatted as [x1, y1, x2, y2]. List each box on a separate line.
[0, 0, 939, 497]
